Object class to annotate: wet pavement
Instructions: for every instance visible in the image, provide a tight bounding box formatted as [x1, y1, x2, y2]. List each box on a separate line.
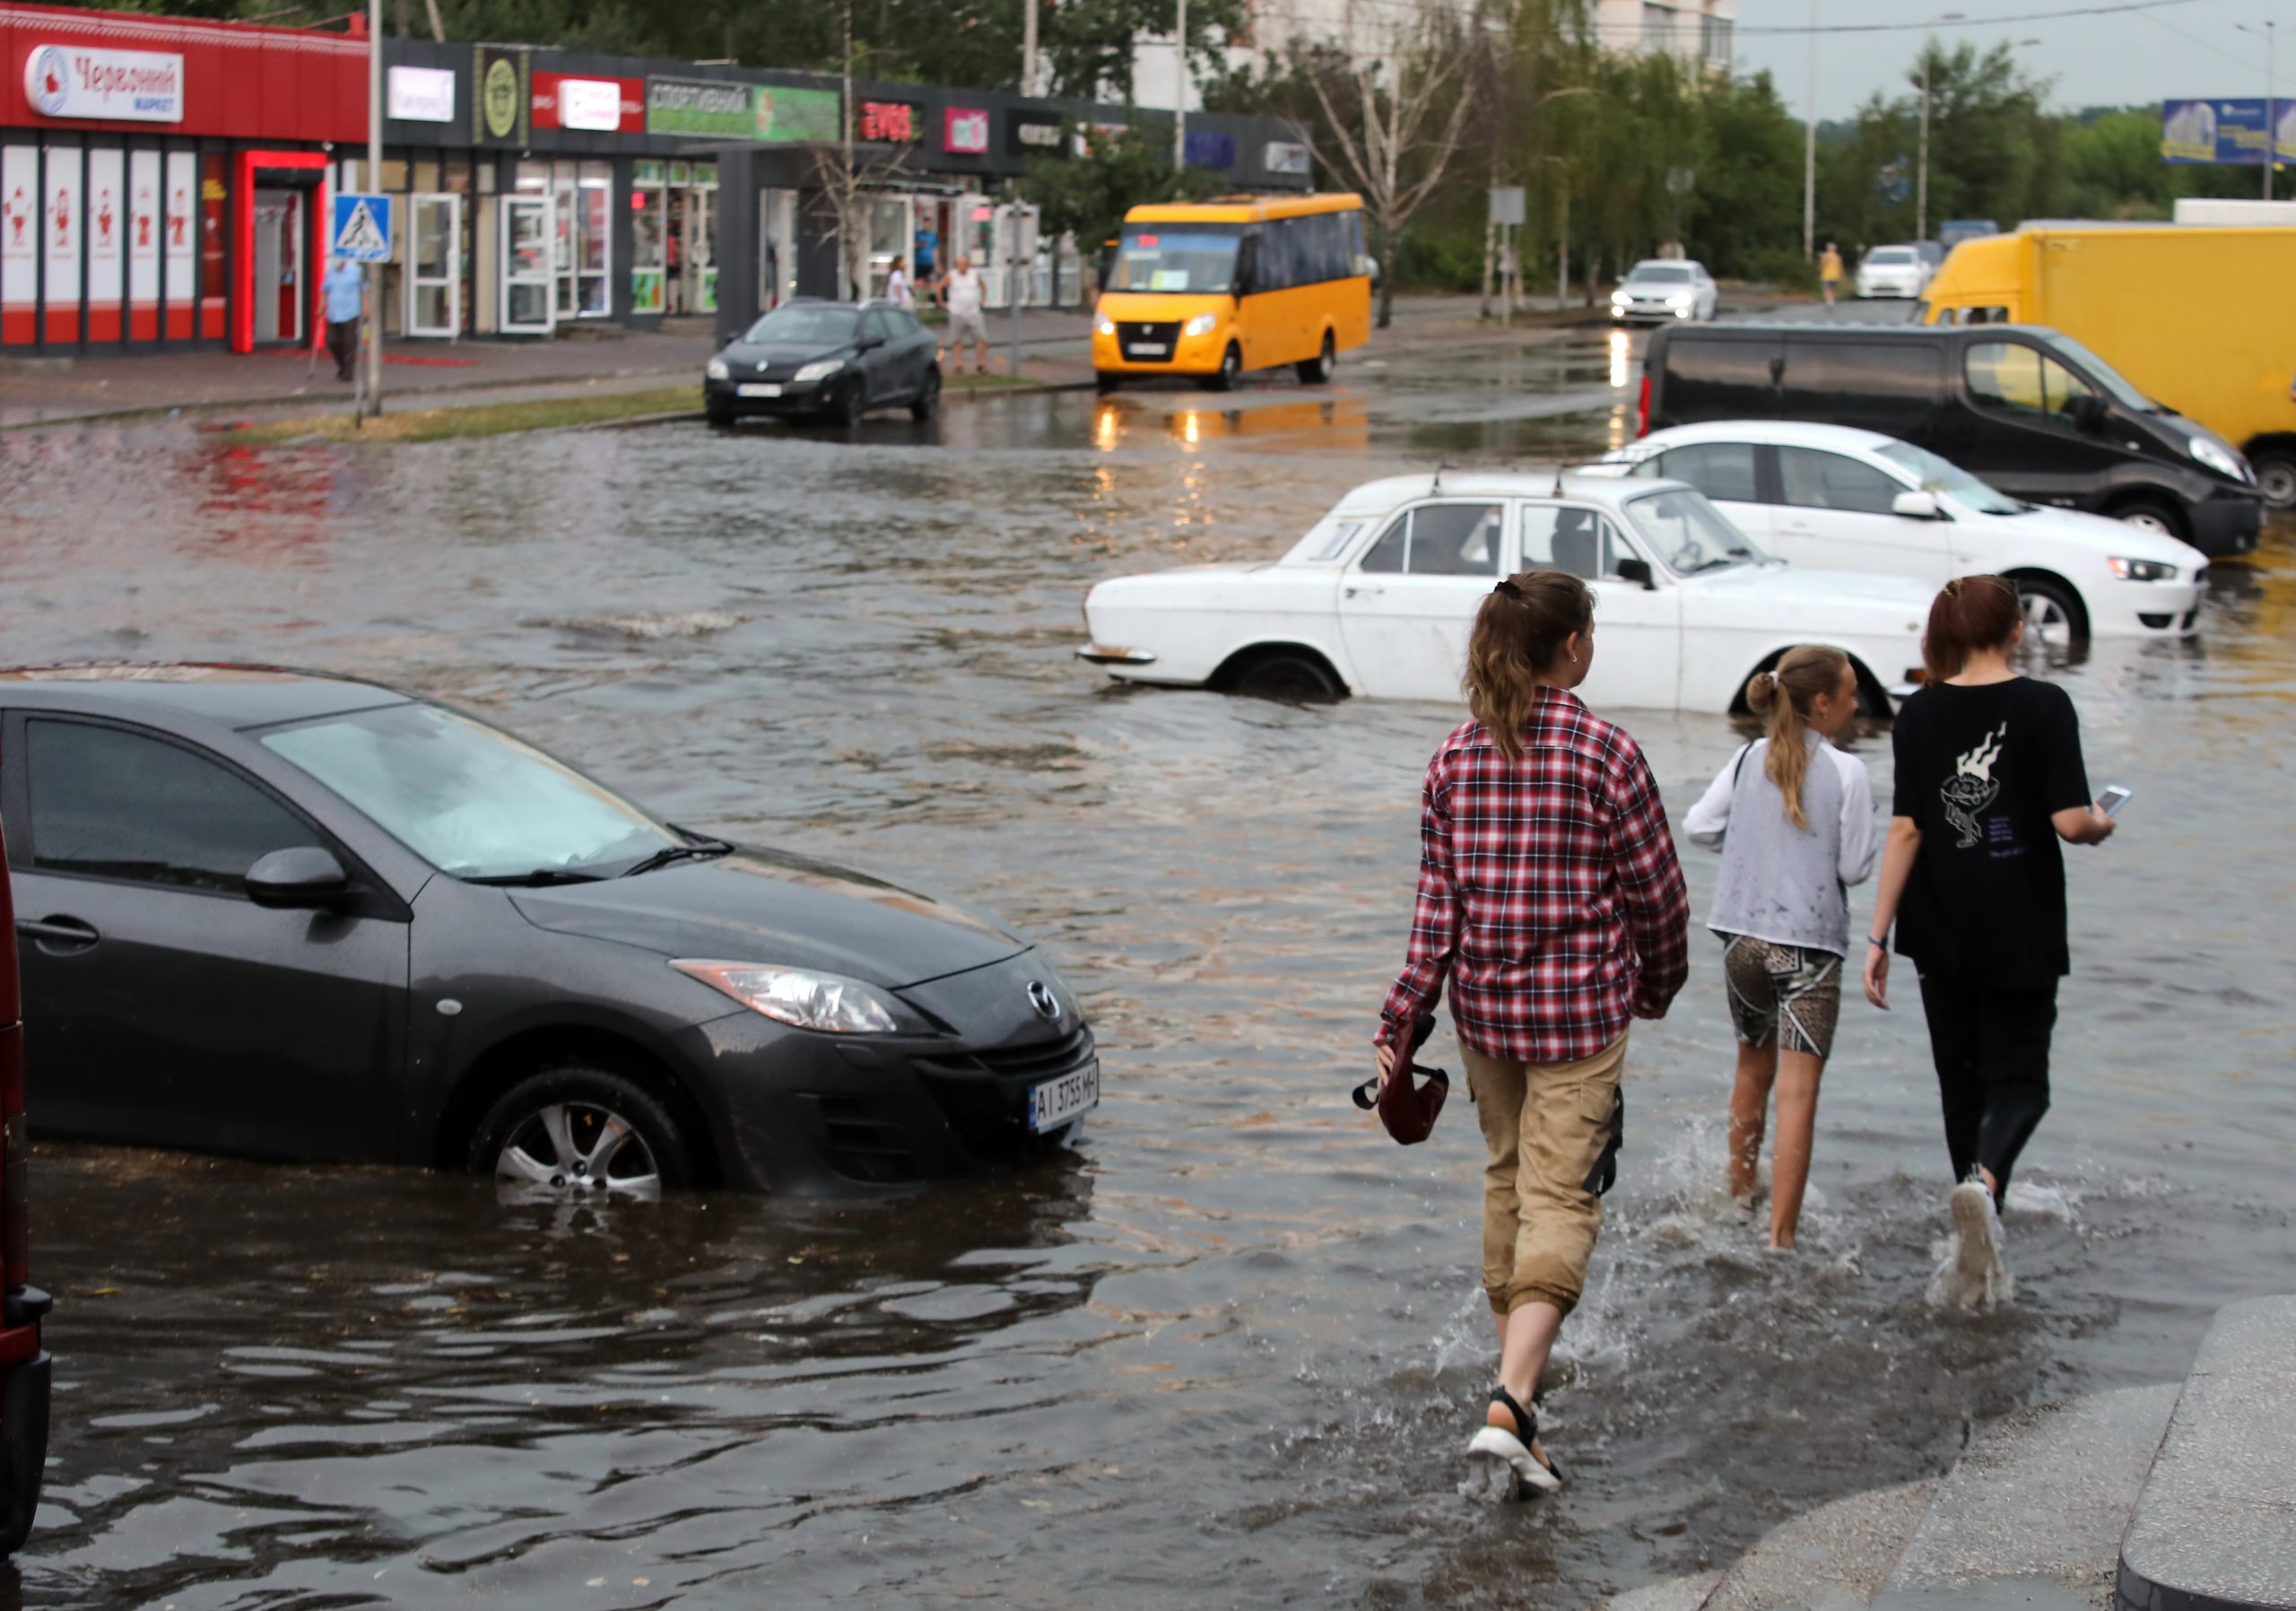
[0, 326, 2292, 1608]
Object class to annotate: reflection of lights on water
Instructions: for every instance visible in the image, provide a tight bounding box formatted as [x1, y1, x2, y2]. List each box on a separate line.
[1605, 405, 1631, 454]
[1092, 404, 1119, 452]
[1607, 329, 1631, 391]
[1181, 412, 1200, 447]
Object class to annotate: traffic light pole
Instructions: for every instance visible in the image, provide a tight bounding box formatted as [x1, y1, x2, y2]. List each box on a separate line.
[364, 0, 384, 419]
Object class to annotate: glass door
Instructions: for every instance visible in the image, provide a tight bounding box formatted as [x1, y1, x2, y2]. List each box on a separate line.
[631, 162, 666, 315]
[689, 184, 716, 315]
[406, 193, 461, 338]
[498, 193, 556, 336]
[575, 179, 610, 316]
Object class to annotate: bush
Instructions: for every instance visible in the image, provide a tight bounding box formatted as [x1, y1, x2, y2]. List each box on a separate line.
[1735, 247, 1818, 293]
[1392, 228, 1486, 293]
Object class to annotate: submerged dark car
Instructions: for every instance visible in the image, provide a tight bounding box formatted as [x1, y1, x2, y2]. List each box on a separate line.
[704, 298, 941, 426]
[0, 666, 1096, 1197]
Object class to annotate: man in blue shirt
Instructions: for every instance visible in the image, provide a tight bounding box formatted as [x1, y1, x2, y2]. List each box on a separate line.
[321, 257, 365, 382]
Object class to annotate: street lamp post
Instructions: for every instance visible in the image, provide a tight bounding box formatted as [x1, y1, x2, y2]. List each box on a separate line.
[1174, 0, 1188, 170]
[1803, 0, 1817, 258]
[1916, 13, 1964, 245]
[364, 0, 382, 420]
[2238, 18, 2277, 202]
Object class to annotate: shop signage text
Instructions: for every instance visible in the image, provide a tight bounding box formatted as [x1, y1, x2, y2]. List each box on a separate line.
[1265, 140, 1311, 176]
[860, 100, 919, 143]
[22, 45, 183, 123]
[944, 106, 989, 154]
[387, 65, 456, 124]
[648, 78, 839, 143]
[2161, 98, 2296, 165]
[561, 77, 622, 130]
[1005, 110, 1065, 160]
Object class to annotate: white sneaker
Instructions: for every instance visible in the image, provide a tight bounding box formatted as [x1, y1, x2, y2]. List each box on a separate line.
[1946, 1179, 2014, 1310]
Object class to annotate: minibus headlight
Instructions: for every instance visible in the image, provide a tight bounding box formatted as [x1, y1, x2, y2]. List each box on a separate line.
[2187, 435, 2247, 482]
[1182, 312, 1219, 337]
[1094, 312, 1117, 336]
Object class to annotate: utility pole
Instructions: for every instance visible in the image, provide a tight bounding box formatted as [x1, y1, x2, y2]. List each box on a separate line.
[364, 0, 382, 419]
[2268, 18, 2278, 204]
[1021, 0, 1038, 96]
[1803, 0, 1817, 257]
[1917, 39, 1930, 244]
[1173, 0, 1188, 170]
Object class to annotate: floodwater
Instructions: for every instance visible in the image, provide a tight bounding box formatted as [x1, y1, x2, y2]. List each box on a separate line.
[0, 327, 2292, 1608]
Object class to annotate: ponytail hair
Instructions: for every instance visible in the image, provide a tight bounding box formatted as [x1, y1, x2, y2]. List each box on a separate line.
[1745, 645, 1851, 832]
[1923, 574, 2022, 683]
[1464, 570, 1594, 762]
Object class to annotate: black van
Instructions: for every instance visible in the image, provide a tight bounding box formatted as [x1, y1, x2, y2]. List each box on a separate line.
[1639, 322, 2263, 556]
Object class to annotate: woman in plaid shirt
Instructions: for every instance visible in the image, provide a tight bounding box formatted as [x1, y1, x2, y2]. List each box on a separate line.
[1375, 570, 1690, 1493]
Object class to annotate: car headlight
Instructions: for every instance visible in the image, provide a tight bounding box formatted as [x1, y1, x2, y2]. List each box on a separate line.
[2187, 435, 2247, 481]
[1094, 313, 1117, 335]
[1182, 311, 1218, 337]
[793, 359, 844, 384]
[2107, 556, 2179, 582]
[705, 358, 730, 380]
[673, 961, 921, 1035]
[1666, 292, 1694, 308]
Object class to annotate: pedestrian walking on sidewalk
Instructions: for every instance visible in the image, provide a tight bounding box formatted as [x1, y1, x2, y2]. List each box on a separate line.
[1819, 242, 1844, 309]
[1374, 570, 1691, 1497]
[1684, 647, 1875, 1251]
[885, 256, 914, 311]
[941, 256, 990, 375]
[1863, 576, 2117, 1310]
[321, 257, 364, 384]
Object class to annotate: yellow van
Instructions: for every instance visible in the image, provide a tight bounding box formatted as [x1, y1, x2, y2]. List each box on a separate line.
[1922, 225, 2296, 509]
[1092, 194, 1372, 393]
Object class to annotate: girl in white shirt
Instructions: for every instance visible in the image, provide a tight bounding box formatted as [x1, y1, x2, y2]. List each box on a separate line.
[1684, 646, 1876, 1250]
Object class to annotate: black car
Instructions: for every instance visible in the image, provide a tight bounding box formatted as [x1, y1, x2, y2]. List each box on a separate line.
[705, 298, 941, 427]
[0, 815, 50, 1555]
[0, 666, 1097, 1195]
[1641, 322, 2264, 556]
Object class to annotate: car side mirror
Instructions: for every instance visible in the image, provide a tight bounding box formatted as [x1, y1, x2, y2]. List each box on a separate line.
[1613, 557, 1657, 589]
[2068, 393, 2106, 432]
[855, 335, 883, 353]
[1892, 490, 1943, 520]
[246, 846, 351, 910]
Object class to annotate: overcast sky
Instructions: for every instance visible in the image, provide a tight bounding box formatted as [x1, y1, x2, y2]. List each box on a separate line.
[1732, 0, 2283, 123]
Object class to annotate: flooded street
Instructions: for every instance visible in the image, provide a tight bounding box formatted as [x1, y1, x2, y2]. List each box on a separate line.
[1, 327, 2292, 1608]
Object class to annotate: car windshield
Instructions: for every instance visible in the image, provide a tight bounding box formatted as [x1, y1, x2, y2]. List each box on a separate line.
[1874, 440, 2028, 516]
[1867, 248, 1913, 264]
[1629, 264, 1693, 283]
[2038, 331, 2158, 412]
[262, 703, 680, 881]
[1623, 487, 1762, 574]
[743, 305, 857, 345]
[1109, 222, 1241, 293]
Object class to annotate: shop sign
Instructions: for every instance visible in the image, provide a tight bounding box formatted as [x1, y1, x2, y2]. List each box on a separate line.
[22, 45, 184, 123]
[860, 100, 919, 143]
[944, 106, 989, 154]
[387, 65, 456, 124]
[753, 85, 840, 143]
[647, 77, 839, 143]
[2161, 98, 2296, 165]
[1265, 140, 1310, 176]
[1184, 130, 1237, 170]
[560, 77, 623, 131]
[1005, 109, 1065, 160]
[472, 46, 530, 144]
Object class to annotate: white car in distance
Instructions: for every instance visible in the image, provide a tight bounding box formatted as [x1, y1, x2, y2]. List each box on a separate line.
[1606, 422, 2208, 641]
[1611, 259, 1719, 324]
[1855, 244, 1932, 299]
[1078, 472, 1931, 715]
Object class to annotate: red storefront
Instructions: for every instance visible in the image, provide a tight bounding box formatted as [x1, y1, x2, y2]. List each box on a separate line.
[0, 3, 364, 353]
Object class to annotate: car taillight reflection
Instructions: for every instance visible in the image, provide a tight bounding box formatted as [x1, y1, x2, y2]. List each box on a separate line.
[1637, 373, 1651, 438]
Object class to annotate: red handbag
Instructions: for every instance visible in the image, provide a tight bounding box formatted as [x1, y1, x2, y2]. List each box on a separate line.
[1352, 1014, 1449, 1145]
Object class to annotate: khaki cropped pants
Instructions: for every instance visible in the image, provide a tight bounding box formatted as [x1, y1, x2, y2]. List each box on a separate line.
[1463, 1031, 1628, 1319]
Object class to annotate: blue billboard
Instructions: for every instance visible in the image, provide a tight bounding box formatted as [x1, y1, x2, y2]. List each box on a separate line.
[2161, 98, 2296, 165]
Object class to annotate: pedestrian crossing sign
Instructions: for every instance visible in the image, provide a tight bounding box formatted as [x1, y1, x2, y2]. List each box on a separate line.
[331, 193, 393, 262]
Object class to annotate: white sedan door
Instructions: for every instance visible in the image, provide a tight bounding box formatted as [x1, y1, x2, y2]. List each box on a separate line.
[1769, 445, 1953, 581]
[1634, 440, 1772, 547]
[1336, 500, 1509, 701]
[1518, 501, 1683, 710]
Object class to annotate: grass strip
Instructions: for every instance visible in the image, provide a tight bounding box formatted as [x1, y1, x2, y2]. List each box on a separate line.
[217, 385, 702, 446]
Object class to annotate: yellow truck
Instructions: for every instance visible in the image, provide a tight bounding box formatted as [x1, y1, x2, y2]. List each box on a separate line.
[1921, 225, 2296, 510]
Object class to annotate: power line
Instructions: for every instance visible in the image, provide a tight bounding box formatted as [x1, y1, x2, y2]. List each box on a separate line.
[1733, 0, 2206, 35]
[2130, 4, 2265, 73]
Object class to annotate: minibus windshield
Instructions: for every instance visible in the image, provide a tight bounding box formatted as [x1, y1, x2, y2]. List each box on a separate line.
[1109, 223, 1242, 294]
[2039, 332, 2159, 412]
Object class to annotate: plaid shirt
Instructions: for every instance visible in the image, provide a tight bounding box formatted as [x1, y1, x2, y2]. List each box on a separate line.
[1378, 689, 1692, 1065]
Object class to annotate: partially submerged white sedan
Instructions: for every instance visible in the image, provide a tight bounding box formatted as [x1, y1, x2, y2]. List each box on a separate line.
[1078, 471, 1934, 715]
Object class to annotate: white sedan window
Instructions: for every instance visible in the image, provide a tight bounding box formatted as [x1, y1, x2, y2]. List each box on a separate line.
[1777, 448, 1902, 516]
[1357, 502, 1504, 576]
[1520, 504, 1622, 580]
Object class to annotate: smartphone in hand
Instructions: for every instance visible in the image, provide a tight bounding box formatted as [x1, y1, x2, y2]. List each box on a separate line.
[2098, 785, 2134, 817]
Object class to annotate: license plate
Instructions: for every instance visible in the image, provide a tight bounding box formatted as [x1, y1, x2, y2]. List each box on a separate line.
[1126, 344, 1168, 357]
[1027, 1065, 1099, 1133]
[737, 383, 782, 397]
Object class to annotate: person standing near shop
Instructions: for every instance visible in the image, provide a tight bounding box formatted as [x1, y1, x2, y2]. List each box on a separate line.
[885, 256, 914, 311]
[1863, 575, 2117, 1311]
[1375, 570, 1691, 1495]
[1819, 241, 1844, 309]
[941, 254, 991, 375]
[321, 256, 365, 385]
[914, 222, 938, 284]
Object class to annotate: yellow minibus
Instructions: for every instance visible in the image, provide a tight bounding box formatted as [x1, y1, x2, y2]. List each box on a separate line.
[1091, 193, 1372, 392]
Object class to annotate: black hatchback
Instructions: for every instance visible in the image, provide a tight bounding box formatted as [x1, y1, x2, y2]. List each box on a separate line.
[704, 298, 942, 427]
[0, 666, 1097, 1196]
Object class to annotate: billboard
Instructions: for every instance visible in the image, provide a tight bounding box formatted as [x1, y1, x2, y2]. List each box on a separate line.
[2161, 98, 2296, 165]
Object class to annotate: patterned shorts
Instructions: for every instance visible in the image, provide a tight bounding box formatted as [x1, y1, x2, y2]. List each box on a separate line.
[1718, 934, 1843, 1060]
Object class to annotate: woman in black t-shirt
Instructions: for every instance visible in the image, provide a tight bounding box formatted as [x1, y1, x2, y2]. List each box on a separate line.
[1863, 576, 2117, 1309]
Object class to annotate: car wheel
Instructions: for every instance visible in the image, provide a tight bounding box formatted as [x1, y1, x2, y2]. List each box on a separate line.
[2012, 575, 2085, 646]
[1095, 370, 1123, 396]
[469, 1067, 696, 1201]
[1294, 332, 1335, 386]
[828, 377, 866, 427]
[1229, 649, 1344, 702]
[909, 366, 941, 421]
[2112, 497, 2185, 541]
[2252, 446, 2296, 510]
[1208, 343, 1242, 392]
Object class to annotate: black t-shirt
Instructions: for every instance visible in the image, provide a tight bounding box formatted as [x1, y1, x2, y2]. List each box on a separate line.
[1891, 677, 2092, 986]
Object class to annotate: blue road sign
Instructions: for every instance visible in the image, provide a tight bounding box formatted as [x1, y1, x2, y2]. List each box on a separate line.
[331, 193, 394, 261]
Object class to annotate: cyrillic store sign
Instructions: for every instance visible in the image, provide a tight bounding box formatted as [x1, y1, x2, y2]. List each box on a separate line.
[23, 45, 184, 123]
[944, 106, 989, 154]
[560, 77, 622, 131]
[387, 65, 455, 124]
[1005, 109, 1065, 159]
[647, 77, 839, 143]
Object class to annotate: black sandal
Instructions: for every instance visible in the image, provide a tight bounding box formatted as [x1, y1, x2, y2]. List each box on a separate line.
[1468, 1384, 1562, 1493]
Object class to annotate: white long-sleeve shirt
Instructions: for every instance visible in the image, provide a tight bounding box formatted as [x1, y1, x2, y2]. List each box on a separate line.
[1683, 733, 1876, 955]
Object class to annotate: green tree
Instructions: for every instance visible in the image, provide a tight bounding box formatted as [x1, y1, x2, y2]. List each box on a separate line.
[1021, 122, 1218, 248]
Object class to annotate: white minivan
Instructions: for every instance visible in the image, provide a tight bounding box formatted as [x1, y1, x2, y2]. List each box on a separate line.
[1605, 422, 2208, 641]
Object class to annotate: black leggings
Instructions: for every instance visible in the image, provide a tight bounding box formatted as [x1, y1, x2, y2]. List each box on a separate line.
[1917, 975, 2058, 1199]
